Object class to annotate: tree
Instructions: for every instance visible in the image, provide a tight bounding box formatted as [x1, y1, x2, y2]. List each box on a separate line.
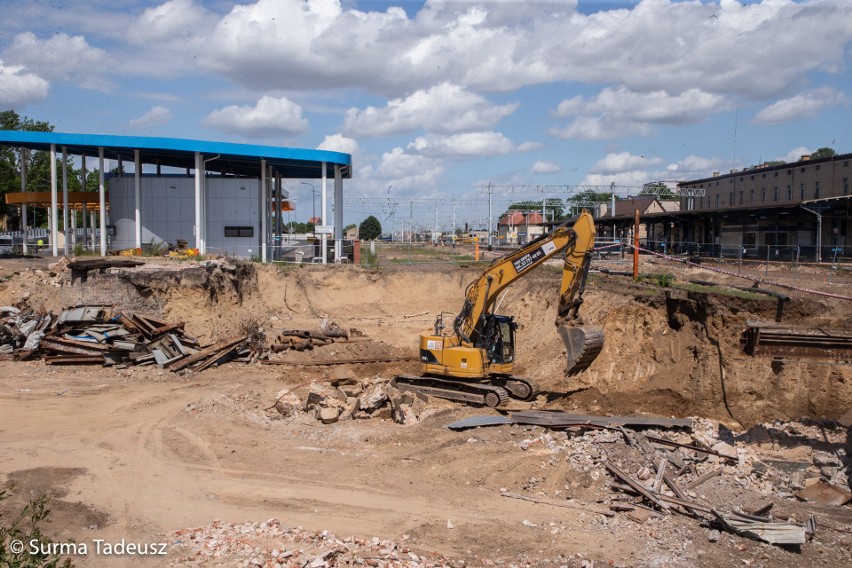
[501, 199, 566, 220]
[358, 215, 382, 240]
[810, 147, 836, 160]
[639, 182, 677, 200]
[0, 110, 55, 226]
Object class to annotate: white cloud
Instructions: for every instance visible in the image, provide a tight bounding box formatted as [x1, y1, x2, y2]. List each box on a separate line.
[2, 32, 109, 92]
[195, 0, 852, 101]
[0, 59, 49, 106]
[318, 134, 359, 156]
[203, 96, 309, 138]
[591, 152, 664, 174]
[531, 160, 561, 174]
[408, 131, 518, 159]
[753, 87, 849, 125]
[343, 83, 517, 137]
[376, 147, 445, 190]
[550, 115, 651, 141]
[554, 96, 584, 118]
[677, 155, 725, 176]
[129, 106, 174, 129]
[127, 0, 217, 46]
[580, 171, 655, 187]
[552, 87, 729, 140]
[779, 146, 813, 164]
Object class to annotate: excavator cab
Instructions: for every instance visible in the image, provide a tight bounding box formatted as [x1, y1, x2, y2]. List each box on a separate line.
[478, 315, 515, 365]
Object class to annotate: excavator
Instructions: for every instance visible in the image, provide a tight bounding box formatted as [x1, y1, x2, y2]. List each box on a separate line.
[392, 211, 605, 407]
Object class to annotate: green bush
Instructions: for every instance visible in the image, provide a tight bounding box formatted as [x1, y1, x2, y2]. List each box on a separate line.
[0, 491, 74, 567]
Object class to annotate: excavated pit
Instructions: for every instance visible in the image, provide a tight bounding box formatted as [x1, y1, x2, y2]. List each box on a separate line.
[3, 259, 849, 427]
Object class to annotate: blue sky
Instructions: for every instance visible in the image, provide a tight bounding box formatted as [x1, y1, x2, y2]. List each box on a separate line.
[1, 0, 851, 229]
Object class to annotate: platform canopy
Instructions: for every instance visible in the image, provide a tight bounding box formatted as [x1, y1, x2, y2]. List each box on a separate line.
[0, 130, 351, 179]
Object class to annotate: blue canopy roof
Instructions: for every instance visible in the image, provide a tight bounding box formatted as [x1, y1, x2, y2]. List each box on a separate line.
[0, 130, 351, 179]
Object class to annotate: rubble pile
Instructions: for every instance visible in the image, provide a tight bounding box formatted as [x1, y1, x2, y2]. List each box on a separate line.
[0, 302, 252, 371]
[166, 518, 455, 568]
[487, 415, 851, 547]
[273, 378, 429, 425]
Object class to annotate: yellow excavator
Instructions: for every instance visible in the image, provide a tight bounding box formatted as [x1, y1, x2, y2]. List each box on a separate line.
[393, 211, 605, 406]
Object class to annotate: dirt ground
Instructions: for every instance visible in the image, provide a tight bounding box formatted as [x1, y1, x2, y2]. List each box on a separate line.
[0, 252, 850, 567]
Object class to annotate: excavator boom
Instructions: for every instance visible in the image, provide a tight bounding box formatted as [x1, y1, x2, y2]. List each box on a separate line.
[399, 211, 605, 406]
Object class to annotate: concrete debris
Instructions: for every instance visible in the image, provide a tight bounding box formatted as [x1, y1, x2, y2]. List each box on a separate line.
[167, 518, 454, 567]
[287, 379, 429, 425]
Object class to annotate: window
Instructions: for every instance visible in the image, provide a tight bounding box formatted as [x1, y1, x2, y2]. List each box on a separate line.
[814, 181, 820, 199]
[773, 171, 778, 177]
[750, 189, 754, 204]
[762, 173, 767, 179]
[815, 165, 820, 171]
[799, 183, 805, 200]
[739, 191, 743, 205]
[773, 186, 778, 201]
[750, 175, 755, 180]
[800, 167, 806, 173]
[844, 178, 850, 195]
[224, 226, 254, 237]
[761, 188, 766, 203]
[716, 194, 720, 208]
[786, 185, 792, 200]
[729, 192, 734, 206]
[787, 169, 792, 175]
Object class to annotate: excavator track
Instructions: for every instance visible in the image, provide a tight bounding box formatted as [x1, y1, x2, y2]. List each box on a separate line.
[493, 376, 540, 401]
[392, 375, 511, 407]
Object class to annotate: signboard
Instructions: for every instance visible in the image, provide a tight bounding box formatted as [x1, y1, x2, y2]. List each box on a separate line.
[511, 241, 556, 273]
[315, 225, 334, 235]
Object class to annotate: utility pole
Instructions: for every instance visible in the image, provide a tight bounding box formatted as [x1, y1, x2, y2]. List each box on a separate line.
[487, 183, 493, 248]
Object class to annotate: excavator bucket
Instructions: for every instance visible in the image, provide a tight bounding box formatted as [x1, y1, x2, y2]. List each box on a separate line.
[558, 324, 605, 376]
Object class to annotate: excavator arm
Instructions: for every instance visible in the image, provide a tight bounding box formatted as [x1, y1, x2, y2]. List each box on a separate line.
[453, 210, 603, 374]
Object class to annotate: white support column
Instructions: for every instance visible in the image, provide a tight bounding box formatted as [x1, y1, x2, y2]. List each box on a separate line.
[260, 159, 267, 262]
[321, 162, 328, 264]
[99, 148, 107, 256]
[50, 144, 58, 257]
[62, 146, 69, 256]
[334, 165, 343, 262]
[81, 156, 87, 251]
[20, 149, 27, 255]
[194, 152, 202, 251]
[134, 149, 142, 249]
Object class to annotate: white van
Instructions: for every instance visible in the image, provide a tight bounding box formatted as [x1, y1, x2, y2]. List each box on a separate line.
[0, 236, 13, 255]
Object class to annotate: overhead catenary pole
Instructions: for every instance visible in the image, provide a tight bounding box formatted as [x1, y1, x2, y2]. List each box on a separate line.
[487, 183, 493, 248]
[633, 208, 640, 281]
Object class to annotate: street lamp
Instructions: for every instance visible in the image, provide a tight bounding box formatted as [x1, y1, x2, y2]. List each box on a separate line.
[300, 182, 317, 236]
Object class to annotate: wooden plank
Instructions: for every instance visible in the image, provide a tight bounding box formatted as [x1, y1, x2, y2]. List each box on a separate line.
[45, 355, 104, 365]
[662, 473, 700, 518]
[604, 461, 670, 513]
[652, 457, 667, 493]
[39, 338, 105, 356]
[500, 491, 615, 517]
[150, 321, 185, 337]
[169, 335, 246, 372]
[685, 467, 723, 490]
[46, 336, 109, 351]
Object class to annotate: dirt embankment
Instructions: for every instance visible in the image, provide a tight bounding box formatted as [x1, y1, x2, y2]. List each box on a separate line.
[2, 258, 849, 426]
